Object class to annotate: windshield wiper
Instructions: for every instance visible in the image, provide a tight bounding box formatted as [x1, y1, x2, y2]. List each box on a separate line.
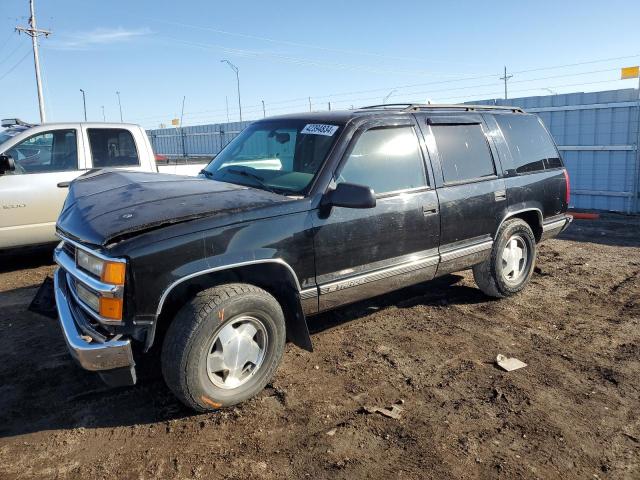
[225, 168, 284, 195]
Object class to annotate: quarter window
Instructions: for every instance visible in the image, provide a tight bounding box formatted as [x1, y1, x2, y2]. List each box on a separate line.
[88, 129, 140, 168]
[338, 126, 427, 195]
[431, 124, 495, 183]
[5, 129, 78, 174]
[494, 115, 561, 174]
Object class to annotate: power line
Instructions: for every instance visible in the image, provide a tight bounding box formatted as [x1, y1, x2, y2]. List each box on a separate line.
[0, 50, 31, 81]
[152, 19, 489, 68]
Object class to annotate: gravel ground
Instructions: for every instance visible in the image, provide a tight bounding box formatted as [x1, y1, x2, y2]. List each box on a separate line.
[0, 214, 638, 479]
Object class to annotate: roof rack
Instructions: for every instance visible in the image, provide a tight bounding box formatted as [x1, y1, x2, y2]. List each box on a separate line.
[358, 103, 525, 113]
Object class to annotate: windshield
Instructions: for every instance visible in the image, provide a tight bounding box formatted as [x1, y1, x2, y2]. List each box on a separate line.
[0, 127, 27, 148]
[203, 120, 342, 195]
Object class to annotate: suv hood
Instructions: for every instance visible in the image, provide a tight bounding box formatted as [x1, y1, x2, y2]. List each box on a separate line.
[57, 170, 292, 246]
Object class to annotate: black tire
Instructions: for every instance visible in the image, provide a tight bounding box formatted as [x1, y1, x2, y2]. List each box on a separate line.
[473, 218, 536, 298]
[161, 283, 286, 412]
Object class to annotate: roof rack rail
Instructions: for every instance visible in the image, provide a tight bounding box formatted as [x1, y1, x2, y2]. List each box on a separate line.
[358, 103, 525, 113]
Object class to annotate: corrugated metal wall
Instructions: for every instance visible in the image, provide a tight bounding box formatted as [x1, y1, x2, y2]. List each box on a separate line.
[147, 88, 640, 213]
[147, 121, 252, 157]
[470, 88, 640, 213]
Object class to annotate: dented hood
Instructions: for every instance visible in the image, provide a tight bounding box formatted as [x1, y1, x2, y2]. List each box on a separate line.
[56, 170, 290, 246]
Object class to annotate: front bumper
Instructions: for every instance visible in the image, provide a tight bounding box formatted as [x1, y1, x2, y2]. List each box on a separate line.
[54, 267, 136, 383]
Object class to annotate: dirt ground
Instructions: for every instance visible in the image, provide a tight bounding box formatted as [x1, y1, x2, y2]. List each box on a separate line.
[0, 214, 638, 479]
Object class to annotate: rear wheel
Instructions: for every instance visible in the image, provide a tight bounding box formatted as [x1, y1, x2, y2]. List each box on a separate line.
[161, 283, 286, 411]
[473, 218, 536, 298]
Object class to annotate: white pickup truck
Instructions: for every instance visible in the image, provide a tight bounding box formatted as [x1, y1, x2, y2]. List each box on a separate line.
[0, 119, 208, 249]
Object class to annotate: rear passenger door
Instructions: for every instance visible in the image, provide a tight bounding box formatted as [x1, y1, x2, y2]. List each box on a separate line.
[313, 118, 440, 311]
[83, 127, 146, 171]
[418, 115, 506, 274]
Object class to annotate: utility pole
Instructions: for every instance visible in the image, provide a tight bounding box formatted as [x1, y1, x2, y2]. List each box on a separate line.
[16, 0, 51, 123]
[116, 91, 123, 122]
[101, 105, 105, 121]
[221, 60, 242, 122]
[328, 102, 331, 111]
[308, 97, 312, 112]
[79, 89, 87, 121]
[500, 66, 513, 100]
[262, 100, 266, 118]
[180, 95, 186, 157]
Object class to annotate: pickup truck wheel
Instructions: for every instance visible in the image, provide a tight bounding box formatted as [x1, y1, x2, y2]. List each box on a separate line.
[161, 283, 286, 412]
[473, 218, 536, 298]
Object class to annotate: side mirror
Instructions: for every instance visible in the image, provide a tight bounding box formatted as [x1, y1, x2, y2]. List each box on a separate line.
[0, 154, 15, 175]
[322, 182, 376, 209]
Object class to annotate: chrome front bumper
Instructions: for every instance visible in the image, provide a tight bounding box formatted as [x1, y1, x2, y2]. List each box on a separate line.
[54, 267, 134, 372]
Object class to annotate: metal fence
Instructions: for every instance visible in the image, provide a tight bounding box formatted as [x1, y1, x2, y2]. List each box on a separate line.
[147, 121, 252, 157]
[147, 87, 640, 213]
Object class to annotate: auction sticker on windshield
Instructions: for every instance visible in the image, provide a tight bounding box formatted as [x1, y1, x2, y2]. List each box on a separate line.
[301, 124, 339, 136]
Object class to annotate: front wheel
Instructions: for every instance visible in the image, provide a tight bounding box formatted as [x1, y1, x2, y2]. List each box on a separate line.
[473, 218, 536, 298]
[161, 283, 286, 412]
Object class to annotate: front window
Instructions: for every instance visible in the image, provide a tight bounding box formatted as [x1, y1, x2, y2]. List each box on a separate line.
[5, 129, 78, 174]
[203, 120, 343, 195]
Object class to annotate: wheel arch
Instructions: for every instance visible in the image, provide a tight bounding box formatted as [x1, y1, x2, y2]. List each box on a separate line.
[497, 208, 543, 242]
[153, 260, 313, 352]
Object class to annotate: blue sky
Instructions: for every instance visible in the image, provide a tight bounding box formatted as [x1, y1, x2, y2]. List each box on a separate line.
[1, 0, 639, 129]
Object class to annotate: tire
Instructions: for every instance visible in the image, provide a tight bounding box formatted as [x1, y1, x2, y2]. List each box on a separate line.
[473, 218, 536, 298]
[161, 283, 286, 412]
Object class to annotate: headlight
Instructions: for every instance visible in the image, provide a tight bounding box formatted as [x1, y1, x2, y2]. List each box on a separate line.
[75, 282, 100, 311]
[76, 250, 126, 285]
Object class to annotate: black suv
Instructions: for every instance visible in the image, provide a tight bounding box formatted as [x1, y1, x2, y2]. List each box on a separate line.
[53, 104, 571, 411]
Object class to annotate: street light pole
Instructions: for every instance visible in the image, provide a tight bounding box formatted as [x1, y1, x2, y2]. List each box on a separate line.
[221, 60, 242, 122]
[80, 89, 87, 121]
[116, 91, 123, 122]
[383, 89, 397, 104]
[101, 105, 105, 121]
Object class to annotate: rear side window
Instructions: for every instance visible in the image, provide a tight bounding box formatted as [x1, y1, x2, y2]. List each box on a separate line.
[338, 126, 427, 195]
[431, 124, 495, 183]
[494, 115, 561, 174]
[88, 129, 140, 168]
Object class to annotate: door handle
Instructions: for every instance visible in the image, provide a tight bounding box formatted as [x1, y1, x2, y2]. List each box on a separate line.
[494, 190, 507, 201]
[422, 205, 439, 216]
[57, 181, 70, 188]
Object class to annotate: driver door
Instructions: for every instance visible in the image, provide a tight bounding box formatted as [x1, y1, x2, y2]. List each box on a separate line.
[0, 128, 85, 248]
[312, 119, 440, 311]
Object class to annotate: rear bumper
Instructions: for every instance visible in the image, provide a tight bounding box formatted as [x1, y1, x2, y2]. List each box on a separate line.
[541, 214, 573, 241]
[54, 267, 136, 381]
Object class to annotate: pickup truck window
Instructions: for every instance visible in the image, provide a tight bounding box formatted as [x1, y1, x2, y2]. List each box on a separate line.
[432, 124, 495, 184]
[494, 115, 561, 174]
[204, 120, 342, 195]
[338, 126, 426, 195]
[5, 129, 78, 174]
[88, 129, 140, 168]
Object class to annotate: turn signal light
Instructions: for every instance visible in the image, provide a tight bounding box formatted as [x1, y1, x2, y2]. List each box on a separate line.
[99, 297, 123, 320]
[102, 262, 126, 285]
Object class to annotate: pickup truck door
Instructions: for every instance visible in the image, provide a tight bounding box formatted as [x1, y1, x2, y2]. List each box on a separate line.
[417, 114, 507, 275]
[0, 127, 86, 249]
[312, 119, 440, 311]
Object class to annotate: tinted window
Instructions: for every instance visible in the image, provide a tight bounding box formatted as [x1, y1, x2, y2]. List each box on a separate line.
[338, 126, 426, 195]
[431, 124, 495, 183]
[88, 129, 140, 168]
[495, 115, 561, 174]
[6, 129, 78, 174]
